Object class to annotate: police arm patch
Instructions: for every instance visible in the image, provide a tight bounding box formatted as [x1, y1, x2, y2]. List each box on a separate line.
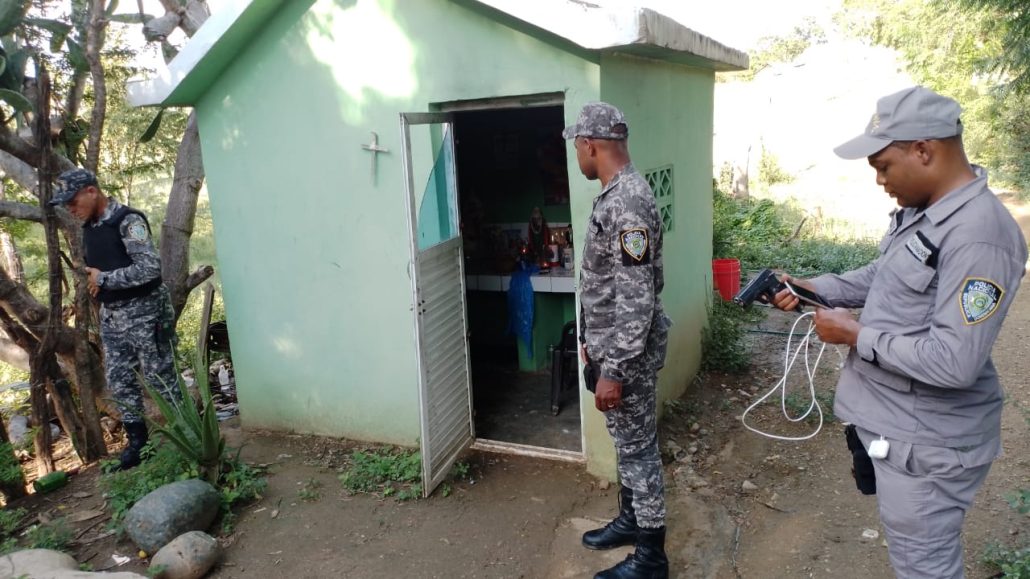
[126, 221, 149, 242]
[959, 277, 1004, 325]
[620, 228, 650, 266]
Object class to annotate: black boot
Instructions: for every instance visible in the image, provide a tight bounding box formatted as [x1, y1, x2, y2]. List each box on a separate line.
[115, 422, 149, 471]
[594, 526, 669, 579]
[583, 485, 638, 550]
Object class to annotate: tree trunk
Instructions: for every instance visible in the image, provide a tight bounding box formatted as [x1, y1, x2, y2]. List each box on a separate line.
[162, 113, 211, 317]
[84, 0, 108, 174]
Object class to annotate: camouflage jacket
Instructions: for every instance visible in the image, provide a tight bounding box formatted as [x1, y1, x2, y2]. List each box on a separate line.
[580, 163, 665, 382]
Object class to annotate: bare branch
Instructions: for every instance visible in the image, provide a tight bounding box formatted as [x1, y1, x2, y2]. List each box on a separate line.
[0, 125, 76, 174]
[185, 265, 215, 292]
[0, 150, 39, 192]
[0, 200, 42, 222]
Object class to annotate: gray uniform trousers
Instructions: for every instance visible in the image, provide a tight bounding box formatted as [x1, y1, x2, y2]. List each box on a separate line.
[857, 426, 998, 579]
[100, 285, 180, 424]
[603, 322, 668, 529]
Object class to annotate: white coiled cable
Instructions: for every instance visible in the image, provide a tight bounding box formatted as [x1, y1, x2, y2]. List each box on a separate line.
[740, 311, 843, 441]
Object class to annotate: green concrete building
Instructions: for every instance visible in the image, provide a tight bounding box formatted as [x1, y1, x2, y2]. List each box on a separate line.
[129, 0, 746, 492]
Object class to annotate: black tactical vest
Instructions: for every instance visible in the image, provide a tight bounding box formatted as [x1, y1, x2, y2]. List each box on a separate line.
[83, 205, 162, 303]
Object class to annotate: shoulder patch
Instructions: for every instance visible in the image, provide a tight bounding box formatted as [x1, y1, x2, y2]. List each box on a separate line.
[620, 228, 650, 266]
[959, 277, 1004, 325]
[126, 220, 149, 243]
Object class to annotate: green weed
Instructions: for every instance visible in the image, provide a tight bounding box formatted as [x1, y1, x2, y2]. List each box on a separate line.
[297, 478, 322, 502]
[101, 441, 198, 524]
[0, 507, 26, 538]
[982, 542, 1030, 578]
[339, 447, 422, 501]
[24, 519, 73, 551]
[701, 298, 763, 373]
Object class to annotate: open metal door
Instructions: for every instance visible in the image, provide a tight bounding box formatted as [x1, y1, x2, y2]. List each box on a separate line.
[400, 112, 474, 497]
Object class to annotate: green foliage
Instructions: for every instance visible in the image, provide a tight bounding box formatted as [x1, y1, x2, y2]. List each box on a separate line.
[24, 519, 73, 551]
[982, 542, 1030, 578]
[954, 0, 1030, 93]
[297, 478, 322, 502]
[756, 143, 795, 191]
[0, 442, 24, 485]
[701, 298, 762, 373]
[101, 441, 197, 524]
[784, 391, 836, 423]
[339, 447, 422, 500]
[837, 0, 1030, 193]
[1008, 488, 1030, 515]
[726, 17, 827, 82]
[141, 352, 225, 485]
[0, 507, 26, 538]
[713, 188, 879, 277]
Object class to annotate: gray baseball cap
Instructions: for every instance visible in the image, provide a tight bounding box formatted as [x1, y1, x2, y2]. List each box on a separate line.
[562, 102, 629, 140]
[834, 86, 963, 159]
[49, 168, 98, 206]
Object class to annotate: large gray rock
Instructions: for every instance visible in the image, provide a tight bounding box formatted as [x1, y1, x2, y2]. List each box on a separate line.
[150, 531, 220, 579]
[0, 548, 147, 578]
[124, 479, 220, 555]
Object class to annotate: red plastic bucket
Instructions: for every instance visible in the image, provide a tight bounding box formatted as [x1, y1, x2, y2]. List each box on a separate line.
[712, 258, 741, 301]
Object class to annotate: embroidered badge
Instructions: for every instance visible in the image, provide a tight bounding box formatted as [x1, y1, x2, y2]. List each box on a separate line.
[959, 278, 1004, 325]
[620, 228, 649, 266]
[869, 113, 881, 134]
[127, 221, 149, 242]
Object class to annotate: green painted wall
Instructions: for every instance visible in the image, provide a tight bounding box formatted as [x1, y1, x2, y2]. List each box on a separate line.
[577, 54, 714, 475]
[191, 0, 601, 447]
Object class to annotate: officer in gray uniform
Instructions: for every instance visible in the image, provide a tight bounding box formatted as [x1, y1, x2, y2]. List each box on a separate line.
[50, 169, 180, 471]
[771, 86, 1027, 578]
[563, 102, 672, 579]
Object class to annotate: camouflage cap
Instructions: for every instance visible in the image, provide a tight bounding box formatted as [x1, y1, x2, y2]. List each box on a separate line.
[49, 168, 99, 206]
[834, 86, 963, 160]
[562, 102, 628, 140]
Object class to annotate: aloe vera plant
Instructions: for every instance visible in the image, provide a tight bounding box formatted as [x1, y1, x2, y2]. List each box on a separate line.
[141, 353, 225, 484]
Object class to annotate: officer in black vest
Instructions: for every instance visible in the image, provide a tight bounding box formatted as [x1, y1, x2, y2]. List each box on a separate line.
[50, 169, 180, 470]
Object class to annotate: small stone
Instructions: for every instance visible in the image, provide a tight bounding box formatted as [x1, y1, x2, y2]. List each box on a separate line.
[689, 422, 701, 433]
[687, 446, 698, 455]
[742, 480, 759, 493]
[597, 479, 611, 491]
[150, 531, 220, 579]
[699, 429, 709, 437]
[861, 529, 879, 541]
[124, 479, 220, 554]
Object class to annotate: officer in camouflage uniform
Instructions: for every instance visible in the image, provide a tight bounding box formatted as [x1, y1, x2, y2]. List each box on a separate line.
[563, 103, 672, 579]
[50, 169, 180, 470]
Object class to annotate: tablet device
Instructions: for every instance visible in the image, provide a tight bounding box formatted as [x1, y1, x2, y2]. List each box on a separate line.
[784, 281, 832, 309]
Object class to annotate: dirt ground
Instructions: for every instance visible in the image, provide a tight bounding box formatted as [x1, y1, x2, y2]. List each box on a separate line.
[7, 275, 1029, 578]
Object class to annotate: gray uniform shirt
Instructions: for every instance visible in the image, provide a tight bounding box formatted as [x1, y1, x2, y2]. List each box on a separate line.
[580, 163, 666, 382]
[809, 167, 1026, 447]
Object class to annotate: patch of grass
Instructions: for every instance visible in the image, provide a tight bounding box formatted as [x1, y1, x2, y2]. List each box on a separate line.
[0, 443, 24, 486]
[783, 391, 836, 424]
[24, 518, 73, 551]
[701, 298, 764, 373]
[982, 542, 1030, 578]
[101, 439, 265, 534]
[339, 447, 422, 500]
[297, 478, 322, 502]
[0, 507, 26, 538]
[101, 441, 198, 524]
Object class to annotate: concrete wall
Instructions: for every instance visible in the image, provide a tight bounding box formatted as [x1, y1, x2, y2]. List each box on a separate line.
[590, 54, 714, 471]
[192, 0, 600, 446]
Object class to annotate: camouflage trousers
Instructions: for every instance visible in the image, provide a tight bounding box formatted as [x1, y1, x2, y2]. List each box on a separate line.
[603, 324, 669, 529]
[100, 285, 180, 425]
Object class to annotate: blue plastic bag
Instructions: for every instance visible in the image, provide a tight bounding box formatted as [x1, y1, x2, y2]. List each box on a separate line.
[507, 263, 538, 357]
